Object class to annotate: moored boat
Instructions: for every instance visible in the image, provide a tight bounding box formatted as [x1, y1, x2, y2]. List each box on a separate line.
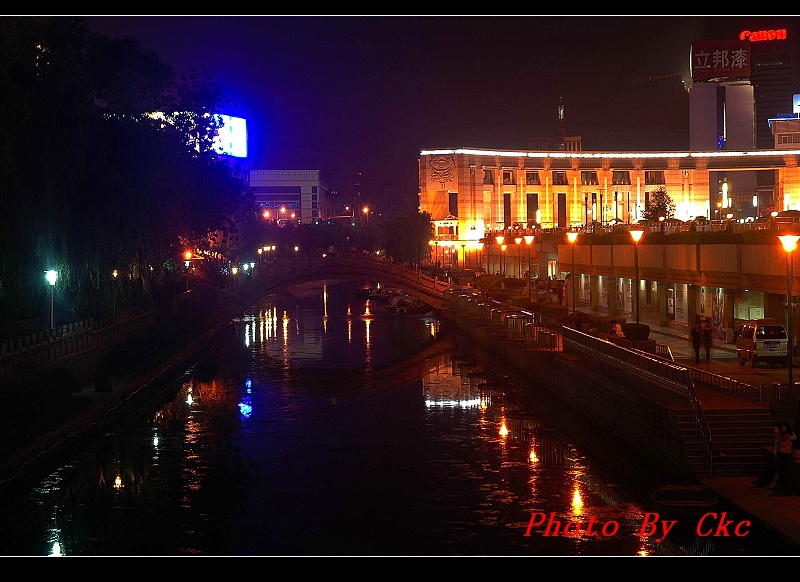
[368, 286, 402, 301]
[385, 293, 433, 316]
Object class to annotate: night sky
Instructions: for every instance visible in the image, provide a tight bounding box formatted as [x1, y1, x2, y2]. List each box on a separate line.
[84, 16, 798, 212]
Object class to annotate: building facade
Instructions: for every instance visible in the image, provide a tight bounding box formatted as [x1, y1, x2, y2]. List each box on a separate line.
[249, 169, 330, 224]
[691, 20, 800, 211]
[418, 147, 800, 236]
[418, 146, 800, 339]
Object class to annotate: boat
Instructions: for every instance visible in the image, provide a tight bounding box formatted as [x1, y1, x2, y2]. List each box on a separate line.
[385, 294, 433, 316]
[651, 483, 718, 521]
[367, 286, 402, 301]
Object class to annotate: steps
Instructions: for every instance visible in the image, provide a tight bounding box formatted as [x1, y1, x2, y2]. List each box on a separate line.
[676, 408, 776, 477]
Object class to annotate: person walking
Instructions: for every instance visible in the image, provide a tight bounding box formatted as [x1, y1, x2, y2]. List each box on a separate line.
[690, 322, 702, 364]
[702, 320, 713, 362]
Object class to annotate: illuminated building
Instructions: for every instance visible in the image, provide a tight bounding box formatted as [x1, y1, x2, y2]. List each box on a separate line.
[249, 169, 331, 224]
[692, 19, 800, 214]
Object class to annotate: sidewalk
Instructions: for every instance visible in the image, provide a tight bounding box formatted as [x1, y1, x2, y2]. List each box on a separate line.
[646, 322, 800, 552]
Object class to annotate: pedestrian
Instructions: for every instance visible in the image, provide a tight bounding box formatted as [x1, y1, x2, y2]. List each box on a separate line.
[690, 322, 702, 364]
[702, 320, 713, 362]
[610, 319, 623, 337]
[754, 421, 797, 489]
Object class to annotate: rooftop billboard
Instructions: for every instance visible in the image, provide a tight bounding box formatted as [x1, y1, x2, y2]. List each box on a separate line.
[691, 41, 751, 82]
[212, 114, 247, 158]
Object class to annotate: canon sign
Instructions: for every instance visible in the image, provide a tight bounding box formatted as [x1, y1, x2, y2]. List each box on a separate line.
[739, 29, 788, 42]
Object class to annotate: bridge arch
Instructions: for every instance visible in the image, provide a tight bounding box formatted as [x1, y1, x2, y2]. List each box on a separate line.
[216, 254, 447, 311]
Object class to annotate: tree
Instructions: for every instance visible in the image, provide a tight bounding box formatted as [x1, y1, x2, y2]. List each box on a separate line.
[642, 186, 675, 221]
[384, 211, 432, 265]
[0, 17, 244, 334]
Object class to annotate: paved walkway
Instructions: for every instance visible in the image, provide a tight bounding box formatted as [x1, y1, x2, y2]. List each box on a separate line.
[647, 323, 800, 552]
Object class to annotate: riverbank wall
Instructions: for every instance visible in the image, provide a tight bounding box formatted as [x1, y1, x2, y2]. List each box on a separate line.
[439, 291, 695, 481]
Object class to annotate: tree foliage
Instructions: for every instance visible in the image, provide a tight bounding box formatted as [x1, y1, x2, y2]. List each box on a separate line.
[0, 17, 248, 336]
[383, 211, 432, 265]
[641, 186, 675, 221]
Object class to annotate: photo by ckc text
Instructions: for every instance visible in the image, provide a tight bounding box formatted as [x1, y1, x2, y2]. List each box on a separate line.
[524, 512, 751, 543]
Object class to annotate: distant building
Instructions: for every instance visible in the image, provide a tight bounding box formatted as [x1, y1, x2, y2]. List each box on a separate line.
[528, 96, 582, 152]
[249, 169, 330, 224]
[691, 19, 800, 214]
[418, 146, 800, 233]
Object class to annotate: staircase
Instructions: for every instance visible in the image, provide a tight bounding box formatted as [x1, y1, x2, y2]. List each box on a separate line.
[676, 408, 775, 477]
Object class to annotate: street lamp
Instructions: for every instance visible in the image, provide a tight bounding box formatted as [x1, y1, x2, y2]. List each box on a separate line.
[461, 243, 466, 270]
[477, 241, 484, 273]
[630, 229, 645, 324]
[183, 250, 192, 291]
[44, 269, 58, 331]
[566, 232, 578, 314]
[495, 235, 504, 276]
[524, 234, 534, 302]
[112, 269, 118, 320]
[231, 265, 238, 286]
[514, 236, 523, 278]
[779, 234, 800, 394]
[500, 244, 507, 278]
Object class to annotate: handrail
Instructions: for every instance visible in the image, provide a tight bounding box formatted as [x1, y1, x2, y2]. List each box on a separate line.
[651, 343, 764, 403]
[560, 326, 713, 477]
[687, 367, 764, 403]
[0, 311, 157, 390]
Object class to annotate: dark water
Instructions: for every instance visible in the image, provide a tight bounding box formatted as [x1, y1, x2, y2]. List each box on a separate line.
[0, 282, 795, 556]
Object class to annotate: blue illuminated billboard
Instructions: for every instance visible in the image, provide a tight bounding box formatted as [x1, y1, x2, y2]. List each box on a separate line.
[213, 114, 247, 158]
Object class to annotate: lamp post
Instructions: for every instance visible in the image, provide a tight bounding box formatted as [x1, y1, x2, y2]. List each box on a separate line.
[500, 244, 507, 278]
[779, 234, 800, 394]
[183, 250, 192, 291]
[258, 247, 263, 265]
[630, 229, 645, 324]
[44, 269, 58, 331]
[514, 236, 523, 278]
[524, 235, 534, 303]
[566, 232, 578, 314]
[495, 235, 504, 276]
[461, 243, 466, 270]
[232, 265, 238, 286]
[477, 241, 484, 273]
[112, 269, 118, 320]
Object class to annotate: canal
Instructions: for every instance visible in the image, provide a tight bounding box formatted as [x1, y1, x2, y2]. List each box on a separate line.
[0, 281, 794, 556]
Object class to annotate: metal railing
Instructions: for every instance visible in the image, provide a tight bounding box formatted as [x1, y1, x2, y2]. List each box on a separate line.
[560, 326, 713, 477]
[0, 311, 157, 390]
[688, 367, 763, 402]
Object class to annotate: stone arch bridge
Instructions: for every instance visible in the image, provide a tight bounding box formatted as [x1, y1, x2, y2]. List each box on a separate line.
[215, 254, 448, 316]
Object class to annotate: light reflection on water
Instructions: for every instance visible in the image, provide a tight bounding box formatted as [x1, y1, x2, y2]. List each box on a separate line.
[0, 282, 788, 556]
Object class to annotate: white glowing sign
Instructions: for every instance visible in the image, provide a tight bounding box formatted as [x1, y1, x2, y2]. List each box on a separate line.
[213, 114, 248, 158]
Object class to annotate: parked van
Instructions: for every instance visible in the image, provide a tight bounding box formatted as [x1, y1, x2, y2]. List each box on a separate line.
[735, 318, 789, 368]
